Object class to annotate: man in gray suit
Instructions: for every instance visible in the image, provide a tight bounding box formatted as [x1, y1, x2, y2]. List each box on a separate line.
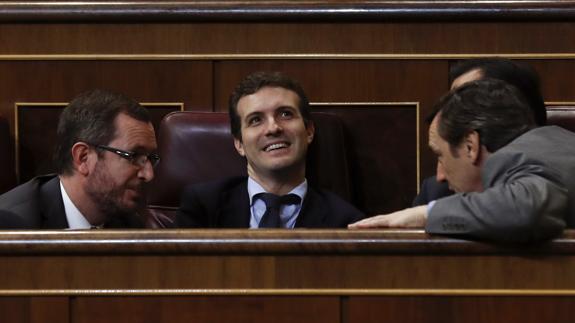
[350, 79, 573, 243]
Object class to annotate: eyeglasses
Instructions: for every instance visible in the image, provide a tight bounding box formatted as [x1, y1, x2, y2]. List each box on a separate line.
[95, 145, 160, 168]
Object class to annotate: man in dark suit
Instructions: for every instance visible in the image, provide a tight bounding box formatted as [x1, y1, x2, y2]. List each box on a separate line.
[177, 72, 364, 228]
[413, 58, 547, 206]
[0, 89, 160, 229]
[351, 79, 572, 243]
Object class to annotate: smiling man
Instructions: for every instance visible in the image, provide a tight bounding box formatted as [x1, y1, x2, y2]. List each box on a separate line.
[0, 89, 159, 229]
[176, 71, 364, 228]
[350, 79, 574, 243]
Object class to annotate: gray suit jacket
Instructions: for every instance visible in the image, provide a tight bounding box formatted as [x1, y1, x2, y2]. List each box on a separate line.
[426, 126, 574, 243]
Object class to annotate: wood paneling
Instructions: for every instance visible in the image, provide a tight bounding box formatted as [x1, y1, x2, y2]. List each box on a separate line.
[0, 297, 68, 323]
[16, 103, 181, 182]
[1, 230, 575, 323]
[214, 60, 447, 181]
[315, 105, 417, 213]
[72, 296, 339, 323]
[0, 60, 213, 129]
[0, 22, 575, 54]
[348, 296, 575, 323]
[0, 230, 575, 290]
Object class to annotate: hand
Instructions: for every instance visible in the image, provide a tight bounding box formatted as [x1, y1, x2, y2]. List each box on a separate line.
[348, 205, 428, 229]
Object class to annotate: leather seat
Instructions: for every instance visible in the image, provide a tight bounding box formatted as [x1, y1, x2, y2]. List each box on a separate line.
[145, 111, 352, 227]
[547, 106, 575, 132]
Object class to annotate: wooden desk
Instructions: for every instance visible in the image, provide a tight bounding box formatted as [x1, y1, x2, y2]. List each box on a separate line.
[0, 229, 574, 322]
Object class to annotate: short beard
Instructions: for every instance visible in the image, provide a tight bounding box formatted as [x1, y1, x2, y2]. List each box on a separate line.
[85, 161, 145, 224]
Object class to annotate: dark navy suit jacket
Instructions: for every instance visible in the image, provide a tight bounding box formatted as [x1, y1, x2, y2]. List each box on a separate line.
[412, 176, 454, 206]
[176, 176, 364, 228]
[0, 174, 144, 229]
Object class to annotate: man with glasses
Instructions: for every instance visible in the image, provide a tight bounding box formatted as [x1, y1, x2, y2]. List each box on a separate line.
[0, 89, 159, 229]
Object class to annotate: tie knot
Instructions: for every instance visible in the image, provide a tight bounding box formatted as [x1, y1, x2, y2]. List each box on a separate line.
[257, 193, 301, 209]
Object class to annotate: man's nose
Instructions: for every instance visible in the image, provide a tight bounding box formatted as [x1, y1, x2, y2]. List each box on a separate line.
[138, 160, 154, 182]
[436, 162, 447, 182]
[265, 117, 283, 135]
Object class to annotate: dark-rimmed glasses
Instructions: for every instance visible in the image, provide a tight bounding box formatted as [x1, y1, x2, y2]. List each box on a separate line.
[95, 145, 160, 168]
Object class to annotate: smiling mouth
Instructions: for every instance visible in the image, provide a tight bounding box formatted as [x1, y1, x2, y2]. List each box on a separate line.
[263, 142, 290, 152]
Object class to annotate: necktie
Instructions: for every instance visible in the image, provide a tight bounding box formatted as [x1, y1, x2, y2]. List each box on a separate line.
[257, 193, 301, 228]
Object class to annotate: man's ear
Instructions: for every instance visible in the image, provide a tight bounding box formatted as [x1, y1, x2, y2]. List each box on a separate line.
[464, 130, 481, 164]
[70, 142, 93, 176]
[234, 137, 246, 157]
[305, 120, 315, 144]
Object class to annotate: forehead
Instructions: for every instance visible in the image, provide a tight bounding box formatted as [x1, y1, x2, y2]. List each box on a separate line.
[110, 113, 156, 149]
[451, 68, 484, 90]
[428, 116, 444, 151]
[236, 86, 300, 116]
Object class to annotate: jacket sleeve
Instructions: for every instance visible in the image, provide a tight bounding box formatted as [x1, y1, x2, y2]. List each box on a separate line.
[425, 151, 567, 243]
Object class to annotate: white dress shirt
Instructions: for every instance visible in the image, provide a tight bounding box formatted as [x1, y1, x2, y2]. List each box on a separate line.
[59, 180, 92, 229]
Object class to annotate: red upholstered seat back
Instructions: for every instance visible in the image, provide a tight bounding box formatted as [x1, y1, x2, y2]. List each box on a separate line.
[147, 111, 352, 208]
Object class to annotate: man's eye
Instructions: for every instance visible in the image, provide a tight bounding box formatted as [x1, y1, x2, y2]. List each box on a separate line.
[280, 110, 294, 118]
[247, 116, 261, 126]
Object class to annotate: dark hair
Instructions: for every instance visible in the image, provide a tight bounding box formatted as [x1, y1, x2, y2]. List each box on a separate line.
[53, 89, 151, 175]
[449, 58, 547, 126]
[432, 78, 536, 153]
[228, 71, 311, 140]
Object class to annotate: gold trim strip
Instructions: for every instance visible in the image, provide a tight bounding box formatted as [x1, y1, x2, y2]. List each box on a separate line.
[546, 102, 575, 106]
[2, 53, 575, 60]
[2, 289, 575, 296]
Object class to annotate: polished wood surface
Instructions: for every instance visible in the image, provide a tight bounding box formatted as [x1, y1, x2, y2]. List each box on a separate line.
[348, 296, 575, 323]
[1, 1, 575, 22]
[73, 296, 339, 323]
[0, 229, 574, 291]
[0, 297, 68, 323]
[0, 230, 574, 322]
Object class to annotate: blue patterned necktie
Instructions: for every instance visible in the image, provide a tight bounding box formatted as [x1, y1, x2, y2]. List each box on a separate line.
[256, 193, 301, 228]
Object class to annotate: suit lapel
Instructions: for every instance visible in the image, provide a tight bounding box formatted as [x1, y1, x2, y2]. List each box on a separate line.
[39, 176, 69, 229]
[295, 187, 328, 228]
[217, 179, 251, 228]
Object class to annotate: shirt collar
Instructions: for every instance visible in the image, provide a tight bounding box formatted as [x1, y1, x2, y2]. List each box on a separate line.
[247, 177, 307, 205]
[59, 180, 92, 230]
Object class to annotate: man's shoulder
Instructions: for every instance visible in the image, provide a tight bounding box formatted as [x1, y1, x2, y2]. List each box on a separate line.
[0, 174, 59, 228]
[0, 174, 58, 210]
[306, 186, 365, 220]
[181, 176, 247, 199]
[506, 126, 575, 151]
[177, 176, 248, 228]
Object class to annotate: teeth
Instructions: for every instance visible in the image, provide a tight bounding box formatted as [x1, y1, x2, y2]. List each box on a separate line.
[265, 142, 288, 152]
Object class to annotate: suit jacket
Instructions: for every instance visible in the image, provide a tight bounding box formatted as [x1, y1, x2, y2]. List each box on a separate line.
[412, 176, 453, 206]
[176, 176, 364, 228]
[0, 174, 144, 229]
[426, 126, 575, 243]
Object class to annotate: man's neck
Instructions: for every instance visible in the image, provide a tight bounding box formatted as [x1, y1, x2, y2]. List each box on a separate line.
[247, 167, 306, 195]
[59, 175, 106, 226]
